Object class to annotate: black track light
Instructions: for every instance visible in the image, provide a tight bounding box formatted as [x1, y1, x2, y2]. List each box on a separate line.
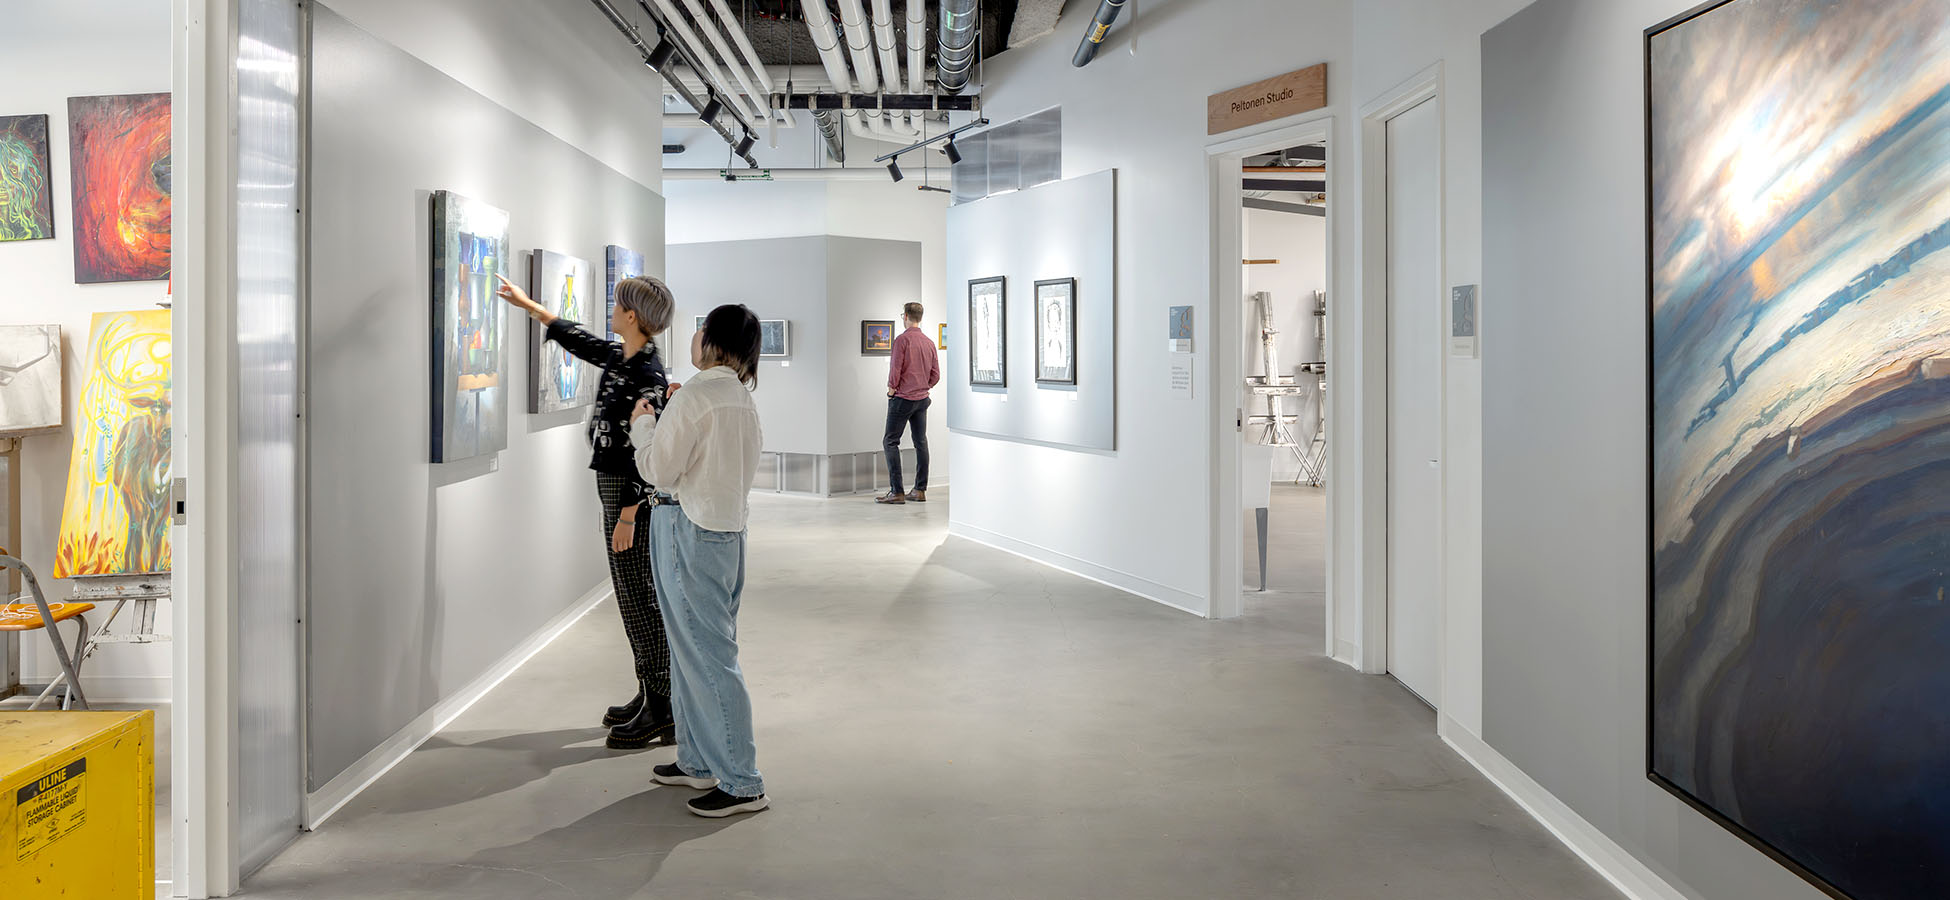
[699, 94, 724, 125]
[944, 138, 962, 165]
[736, 133, 755, 156]
[887, 157, 905, 182]
[646, 39, 677, 70]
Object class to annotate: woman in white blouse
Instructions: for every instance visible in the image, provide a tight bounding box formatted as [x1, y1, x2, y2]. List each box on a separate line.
[629, 304, 768, 818]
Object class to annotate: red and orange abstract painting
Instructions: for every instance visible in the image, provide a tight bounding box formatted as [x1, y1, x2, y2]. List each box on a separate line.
[68, 93, 170, 284]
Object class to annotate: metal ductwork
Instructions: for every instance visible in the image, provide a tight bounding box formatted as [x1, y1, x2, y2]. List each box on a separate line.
[810, 109, 846, 163]
[1072, 0, 1127, 68]
[936, 0, 978, 94]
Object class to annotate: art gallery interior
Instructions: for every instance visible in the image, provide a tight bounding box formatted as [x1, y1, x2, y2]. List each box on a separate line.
[0, 0, 1933, 898]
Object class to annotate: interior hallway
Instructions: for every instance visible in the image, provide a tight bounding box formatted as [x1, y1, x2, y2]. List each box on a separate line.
[244, 491, 1616, 899]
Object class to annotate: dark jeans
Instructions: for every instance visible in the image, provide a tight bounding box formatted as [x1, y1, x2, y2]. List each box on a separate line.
[884, 396, 931, 495]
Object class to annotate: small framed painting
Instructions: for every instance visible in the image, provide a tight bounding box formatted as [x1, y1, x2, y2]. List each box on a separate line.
[760, 319, 790, 358]
[861, 320, 895, 355]
[937, 323, 947, 350]
[1035, 278, 1077, 385]
[968, 276, 1007, 386]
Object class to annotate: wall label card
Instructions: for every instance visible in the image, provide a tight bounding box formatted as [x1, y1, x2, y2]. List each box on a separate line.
[1170, 353, 1194, 398]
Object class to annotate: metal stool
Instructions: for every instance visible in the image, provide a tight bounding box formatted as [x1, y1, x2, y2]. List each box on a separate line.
[0, 554, 91, 710]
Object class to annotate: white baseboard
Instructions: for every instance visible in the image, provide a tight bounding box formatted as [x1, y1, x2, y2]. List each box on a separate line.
[302, 581, 611, 831]
[947, 521, 1207, 616]
[1439, 714, 1688, 900]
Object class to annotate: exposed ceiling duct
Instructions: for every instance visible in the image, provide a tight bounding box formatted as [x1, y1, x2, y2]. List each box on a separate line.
[1071, 0, 1126, 68]
[586, 0, 759, 167]
[936, 0, 978, 94]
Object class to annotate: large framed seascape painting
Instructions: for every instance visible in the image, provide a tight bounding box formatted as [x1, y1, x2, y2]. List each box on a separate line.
[529, 249, 598, 414]
[0, 114, 55, 242]
[68, 93, 171, 283]
[969, 276, 1006, 387]
[1648, 2, 1950, 898]
[54, 311, 172, 578]
[430, 190, 509, 462]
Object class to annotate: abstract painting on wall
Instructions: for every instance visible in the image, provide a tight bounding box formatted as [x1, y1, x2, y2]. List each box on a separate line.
[68, 93, 170, 283]
[530, 249, 598, 414]
[0, 114, 55, 242]
[430, 190, 509, 462]
[604, 244, 644, 340]
[54, 311, 171, 578]
[1648, 3, 1950, 898]
[759, 320, 790, 358]
[969, 276, 1006, 386]
[0, 324, 62, 434]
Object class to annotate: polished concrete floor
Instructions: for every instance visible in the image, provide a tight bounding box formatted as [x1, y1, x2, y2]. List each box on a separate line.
[243, 489, 1616, 899]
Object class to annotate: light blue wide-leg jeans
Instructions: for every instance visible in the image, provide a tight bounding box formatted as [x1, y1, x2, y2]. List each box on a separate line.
[651, 504, 765, 798]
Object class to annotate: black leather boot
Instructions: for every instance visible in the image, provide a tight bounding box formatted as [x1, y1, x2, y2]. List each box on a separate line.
[602, 686, 645, 728]
[606, 690, 674, 750]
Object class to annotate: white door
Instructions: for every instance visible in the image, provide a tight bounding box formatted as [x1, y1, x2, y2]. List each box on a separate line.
[1384, 98, 1442, 706]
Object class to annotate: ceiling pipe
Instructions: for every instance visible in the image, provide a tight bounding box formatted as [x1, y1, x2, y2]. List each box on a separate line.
[810, 109, 846, 163]
[903, 0, 927, 130]
[674, 0, 771, 120]
[640, 0, 760, 125]
[665, 167, 899, 181]
[705, 0, 774, 94]
[1071, 0, 1127, 68]
[586, 0, 757, 167]
[835, 0, 881, 93]
[795, 0, 874, 154]
[870, 0, 904, 100]
[936, 0, 978, 94]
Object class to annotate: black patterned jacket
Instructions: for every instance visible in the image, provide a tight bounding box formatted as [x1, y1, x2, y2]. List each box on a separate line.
[546, 319, 669, 507]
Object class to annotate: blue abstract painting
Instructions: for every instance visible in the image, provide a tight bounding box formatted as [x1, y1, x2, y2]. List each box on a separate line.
[1649, 2, 1950, 898]
[604, 244, 644, 341]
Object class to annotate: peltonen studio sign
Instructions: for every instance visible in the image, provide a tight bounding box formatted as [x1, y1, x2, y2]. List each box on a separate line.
[1207, 63, 1328, 135]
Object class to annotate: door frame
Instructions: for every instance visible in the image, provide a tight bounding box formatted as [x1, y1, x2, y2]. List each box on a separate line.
[1205, 114, 1337, 634]
[1361, 64, 1449, 694]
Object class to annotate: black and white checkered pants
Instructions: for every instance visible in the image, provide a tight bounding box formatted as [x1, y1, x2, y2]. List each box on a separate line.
[598, 473, 671, 697]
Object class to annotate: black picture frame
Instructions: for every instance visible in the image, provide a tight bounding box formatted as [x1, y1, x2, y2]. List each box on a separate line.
[860, 319, 896, 356]
[1033, 277, 1078, 385]
[1644, 3, 1902, 899]
[968, 276, 1007, 386]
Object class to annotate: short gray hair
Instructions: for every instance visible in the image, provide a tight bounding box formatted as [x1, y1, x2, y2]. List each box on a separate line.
[614, 276, 675, 335]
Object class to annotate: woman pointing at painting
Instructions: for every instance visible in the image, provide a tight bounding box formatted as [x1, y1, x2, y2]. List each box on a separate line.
[496, 271, 678, 750]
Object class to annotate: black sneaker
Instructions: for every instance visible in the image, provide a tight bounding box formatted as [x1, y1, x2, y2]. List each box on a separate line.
[651, 763, 719, 790]
[687, 788, 769, 818]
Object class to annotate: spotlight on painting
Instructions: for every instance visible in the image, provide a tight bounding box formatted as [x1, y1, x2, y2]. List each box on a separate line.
[54, 311, 172, 578]
[431, 190, 509, 463]
[1649, 2, 1950, 897]
[68, 94, 170, 283]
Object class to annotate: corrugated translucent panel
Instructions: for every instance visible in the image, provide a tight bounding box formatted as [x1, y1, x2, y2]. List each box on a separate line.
[236, 0, 304, 874]
[951, 107, 1062, 205]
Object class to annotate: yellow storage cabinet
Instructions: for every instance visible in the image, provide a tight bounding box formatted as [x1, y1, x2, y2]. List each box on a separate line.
[1, 710, 154, 899]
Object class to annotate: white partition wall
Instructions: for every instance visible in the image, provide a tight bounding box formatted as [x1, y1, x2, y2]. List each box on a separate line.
[944, 170, 1118, 451]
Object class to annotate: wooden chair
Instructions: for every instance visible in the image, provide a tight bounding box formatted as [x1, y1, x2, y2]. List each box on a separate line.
[0, 550, 91, 710]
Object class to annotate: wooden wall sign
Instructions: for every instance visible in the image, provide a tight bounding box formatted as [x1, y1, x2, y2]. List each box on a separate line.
[1207, 63, 1328, 135]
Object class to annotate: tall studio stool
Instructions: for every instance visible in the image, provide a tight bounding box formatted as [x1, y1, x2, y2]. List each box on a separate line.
[0, 552, 92, 710]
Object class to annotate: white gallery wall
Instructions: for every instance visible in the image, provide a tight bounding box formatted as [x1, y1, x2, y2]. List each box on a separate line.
[303, 2, 666, 802]
[1478, 0, 1832, 897]
[960, 0, 1355, 614]
[0, 0, 174, 700]
[1243, 209, 1329, 482]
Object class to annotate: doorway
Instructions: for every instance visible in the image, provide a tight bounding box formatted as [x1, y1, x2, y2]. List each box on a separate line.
[1382, 97, 1442, 705]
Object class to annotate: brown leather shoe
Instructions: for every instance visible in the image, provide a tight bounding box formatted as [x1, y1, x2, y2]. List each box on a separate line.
[875, 492, 906, 504]
[906, 490, 927, 502]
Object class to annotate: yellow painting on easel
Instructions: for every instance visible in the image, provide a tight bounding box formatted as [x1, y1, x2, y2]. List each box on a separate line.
[54, 310, 172, 578]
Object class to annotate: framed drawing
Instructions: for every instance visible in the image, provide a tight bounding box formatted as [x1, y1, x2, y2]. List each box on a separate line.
[68, 93, 171, 283]
[760, 319, 790, 358]
[861, 320, 895, 355]
[968, 276, 1006, 386]
[54, 310, 172, 578]
[529, 249, 598, 414]
[1647, 3, 1950, 898]
[0, 114, 55, 242]
[430, 190, 509, 462]
[1034, 278, 1077, 385]
[603, 244, 644, 340]
[0, 324, 62, 435]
